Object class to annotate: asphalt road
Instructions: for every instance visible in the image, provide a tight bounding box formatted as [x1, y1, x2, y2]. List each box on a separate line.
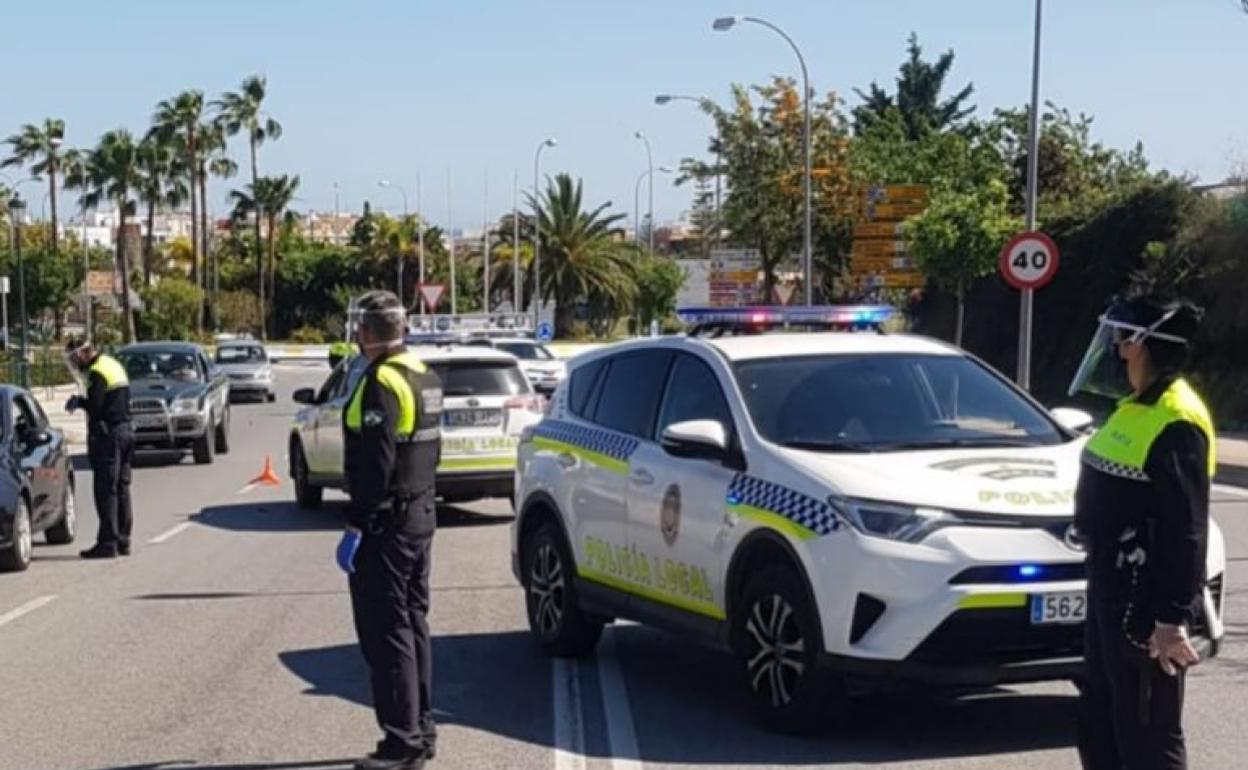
[2, 363, 1246, 770]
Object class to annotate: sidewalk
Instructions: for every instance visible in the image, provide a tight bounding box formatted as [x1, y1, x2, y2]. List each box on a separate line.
[1216, 436, 1248, 488]
[34, 383, 87, 446]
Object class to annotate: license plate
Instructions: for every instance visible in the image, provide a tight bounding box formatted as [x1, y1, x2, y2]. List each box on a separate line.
[443, 409, 502, 428]
[135, 415, 166, 429]
[1030, 592, 1087, 625]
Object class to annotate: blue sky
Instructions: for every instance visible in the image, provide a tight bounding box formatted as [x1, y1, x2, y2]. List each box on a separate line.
[3, 0, 1247, 231]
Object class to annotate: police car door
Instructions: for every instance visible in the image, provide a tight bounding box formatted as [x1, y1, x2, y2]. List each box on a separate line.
[625, 351, 738, 626]
[569, 350, 672, 604]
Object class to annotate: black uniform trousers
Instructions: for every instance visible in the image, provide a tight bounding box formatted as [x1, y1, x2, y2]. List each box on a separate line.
[88, 423, 134, 551]
[1078, 599, 1187, 770]
[349, 493, 437, 755]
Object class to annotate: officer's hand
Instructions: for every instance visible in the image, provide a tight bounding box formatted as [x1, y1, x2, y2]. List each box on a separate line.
[64, 396, 85, 414]
[336, 528, 362, 574]
[1149, 622, 1200, 676]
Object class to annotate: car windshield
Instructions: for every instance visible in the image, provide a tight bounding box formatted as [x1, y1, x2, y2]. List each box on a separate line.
[216, 345, 266, 364]
[733, 353, 1064, 452]
[497, 342, 553, 361]
[119, 351, 202, 382]
[430, 361, 530, 397]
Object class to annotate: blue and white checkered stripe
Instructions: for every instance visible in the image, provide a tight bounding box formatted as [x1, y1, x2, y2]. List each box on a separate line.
[533, 420, 639, 462]
[727, 474, 840, 536]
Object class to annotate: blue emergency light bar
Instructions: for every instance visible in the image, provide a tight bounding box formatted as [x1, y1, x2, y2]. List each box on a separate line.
[676, 305, 895, 329]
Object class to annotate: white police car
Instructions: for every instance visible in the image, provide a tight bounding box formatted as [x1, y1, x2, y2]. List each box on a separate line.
[510, 306, 1227, 732]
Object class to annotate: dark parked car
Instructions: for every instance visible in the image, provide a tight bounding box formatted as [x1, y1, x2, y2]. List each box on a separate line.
[0, 385, 77, 572]
[118, 342, 231, 464]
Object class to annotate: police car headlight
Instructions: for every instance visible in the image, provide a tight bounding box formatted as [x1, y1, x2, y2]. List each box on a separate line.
[170, 396, 200, 414]
[830, 497, 957, 543]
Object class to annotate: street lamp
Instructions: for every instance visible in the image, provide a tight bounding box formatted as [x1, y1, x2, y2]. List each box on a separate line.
[635, 166, 673, 249]
[634, 131, 655, 251]
[1016, 0, 1044, 390]
[714, 14, 812, 305]
[8, 195, 28, 389]
[532, 138, 557, 328]
[655, 93, 723, 250]
[378, 179, 410, 307]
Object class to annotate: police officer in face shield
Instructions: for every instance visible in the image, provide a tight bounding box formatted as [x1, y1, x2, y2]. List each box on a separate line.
[1070, 294, 1214, 770]
[334, 290, 443, 770]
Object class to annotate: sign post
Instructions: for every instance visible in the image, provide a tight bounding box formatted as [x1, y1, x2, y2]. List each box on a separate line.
[0, 276, 8, 351]
[1000, 231, 1060, 387]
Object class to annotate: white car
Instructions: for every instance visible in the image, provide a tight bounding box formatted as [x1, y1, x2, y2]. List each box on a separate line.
[510, 306, 1227, 732]
[462, 337, 567, 395]
[289, 346, 545, 508]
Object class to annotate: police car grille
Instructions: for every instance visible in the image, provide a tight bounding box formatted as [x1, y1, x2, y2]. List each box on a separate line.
[131, 398, 167, 414]
[909, 608, 1083, 666]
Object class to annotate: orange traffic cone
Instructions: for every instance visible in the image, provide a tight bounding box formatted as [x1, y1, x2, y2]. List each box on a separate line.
[249, 455, 282, 487]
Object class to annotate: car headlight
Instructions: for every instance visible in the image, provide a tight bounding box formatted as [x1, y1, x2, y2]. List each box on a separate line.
[256, 368, 272, 381]
[829, 497, 959, 543]
[170, 396, 200, 415]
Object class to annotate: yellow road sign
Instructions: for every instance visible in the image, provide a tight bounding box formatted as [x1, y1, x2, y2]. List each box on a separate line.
[851, 256, 915, 272]
[862, 201, 928, 221]
[854, 222, 905, 239]
[851, 239, 907, 258]
[860, 271, 926, 289]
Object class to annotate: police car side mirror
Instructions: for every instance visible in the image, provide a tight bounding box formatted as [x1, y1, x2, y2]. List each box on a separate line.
[1052, 407, 1095, 435]
[292, 387, 317, 406]
[662, 420, 729, 462]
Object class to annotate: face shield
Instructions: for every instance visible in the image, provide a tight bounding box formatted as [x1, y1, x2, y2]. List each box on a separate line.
[62, 340, 91, 392]
[1067, 309, 1185, 399]
[350, 296, 407, 354]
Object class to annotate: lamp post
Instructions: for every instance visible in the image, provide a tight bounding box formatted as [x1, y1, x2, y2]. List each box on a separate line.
[714, 14, 812, 305]
[377, 179, 410, 307]
[332, 182, 340, 245]
[1017, 0, 1044, 390]
[634, 131, 655, 251]
[8, 195, 29, 389]
[532, 138, 556, 327]
[634, 166, 673, 248]
[655, 94, 722, 250]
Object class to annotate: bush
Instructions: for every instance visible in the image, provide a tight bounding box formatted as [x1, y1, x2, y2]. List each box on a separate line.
[290, 326, 326, 344]
[138, 277, 205, 341]
[215, 290, 262, 336]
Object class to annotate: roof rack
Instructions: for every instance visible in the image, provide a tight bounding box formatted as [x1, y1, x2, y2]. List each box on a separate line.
[677, 305, 894, 337]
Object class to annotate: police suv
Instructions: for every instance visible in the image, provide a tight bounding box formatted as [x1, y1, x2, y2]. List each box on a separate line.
[511, 306, 1227, 731]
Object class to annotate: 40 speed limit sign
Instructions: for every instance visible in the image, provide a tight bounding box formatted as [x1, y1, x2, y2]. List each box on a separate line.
[999, 231, 1060, 290]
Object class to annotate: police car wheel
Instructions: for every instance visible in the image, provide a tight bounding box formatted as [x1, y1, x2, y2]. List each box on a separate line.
[291, 442, 323, 509]
[45, 478, 77, 545]
[736, 565, 839, 734]
[523, 523, 602, 657]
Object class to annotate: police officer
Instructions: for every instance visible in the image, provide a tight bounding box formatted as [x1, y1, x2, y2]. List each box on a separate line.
[335, 290, 442, 770]
[64, 338, 135, 560]
[1069, 294, 1213, 770]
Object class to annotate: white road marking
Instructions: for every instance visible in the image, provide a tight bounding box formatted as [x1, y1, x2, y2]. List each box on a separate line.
[237, 482, 259, 496]
[148, 522, 194, 544]
[1213, 483, 1248, 500]
[0, 595, 57, 629]
[552, 658, 587, 770]
[599, 629, 643, 770]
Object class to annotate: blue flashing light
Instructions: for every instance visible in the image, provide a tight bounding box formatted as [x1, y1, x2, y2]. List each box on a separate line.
[1017, 565, 1043, 579]
[677, 305, 894, 328]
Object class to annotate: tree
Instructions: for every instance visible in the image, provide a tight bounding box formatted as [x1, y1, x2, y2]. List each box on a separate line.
[198, 121, 237, 329]
[634, 254, 684, 330]
[214, 74, 283, 331]
[70, 130, 142, 342]
[138, 276, 203, 340]
[229, 174, 299, 338]
[906, 180, 1019, 346]
[151, 91, 207, 288]
[526, 174, 635, 336]
[136, 135, 188, 287]
[852, 33, 975, 140]
[2, 118, 67, 250]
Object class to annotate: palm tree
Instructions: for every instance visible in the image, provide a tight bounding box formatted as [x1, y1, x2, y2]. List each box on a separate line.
[526, 174, 635, 336]
[151, 90, 206, 286]
[229, 173, 299, 338]
[214, 75, 282, 327]
[136, 135, 188, 287]
[2, 118, 66, 250]
[71, 130, 141, 342]
[198, 121, 237, 330]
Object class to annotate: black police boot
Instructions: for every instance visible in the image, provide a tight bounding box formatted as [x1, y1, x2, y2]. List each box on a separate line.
[353, 743, 425, 770]
[79, 544, 118, 560]
[118, 543, 131, 556]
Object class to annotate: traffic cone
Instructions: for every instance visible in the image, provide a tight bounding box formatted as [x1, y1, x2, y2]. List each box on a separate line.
[249, 455, 282, 487]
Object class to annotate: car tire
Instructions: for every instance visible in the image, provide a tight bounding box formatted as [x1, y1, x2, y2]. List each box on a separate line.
[734, 564, 842, 734]
[44, 479, 77, 545]
[522, 522, 602, 657]
[291, 441, 323, 509]
[266, 391, 276, 403]
[0, 496, 33, 572]
[215, 407, 231, 454]
[192, 414, 215, 465]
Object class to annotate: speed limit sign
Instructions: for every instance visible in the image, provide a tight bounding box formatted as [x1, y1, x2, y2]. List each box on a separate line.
[999, 231, 1060, 290]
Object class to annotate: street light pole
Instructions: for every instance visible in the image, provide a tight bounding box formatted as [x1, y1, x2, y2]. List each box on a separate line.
[714, 14, 812, 305]
[447, 168, 456, 315]
[634, 167, 673, 248]
[9, 196, 28, 389]
[532, 138, 556, 328]
[377, 179, 410, 307]
[634, 131, 655, 251]
[1017, 0, 1044, 390]
[416, 173, 425, 312]
[512, 170, 520, 313]
[332, 182, 339, 245]
[482, 169, 490, 314]
[656, 94, 723, 251]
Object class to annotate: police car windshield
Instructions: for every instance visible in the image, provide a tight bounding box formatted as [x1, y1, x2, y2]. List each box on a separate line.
[733, 353, 1064, 451]
[429, 361, 530, 397]
[496, 342, 553, 361]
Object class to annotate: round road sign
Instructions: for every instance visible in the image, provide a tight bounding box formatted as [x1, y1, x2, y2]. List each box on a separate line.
[999, 231, 1060, 290]
[536, 321, 554, 343]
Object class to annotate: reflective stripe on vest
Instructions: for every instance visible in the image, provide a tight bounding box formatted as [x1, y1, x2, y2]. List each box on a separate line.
[344, 351, 429, 437]
[89, 354, 129, 390]
[1083, 378, 1216, 481]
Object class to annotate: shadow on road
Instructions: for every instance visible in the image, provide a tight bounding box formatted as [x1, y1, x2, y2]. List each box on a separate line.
[83, 761, 354, 770]
[278, 626, 1077, 765]
[133, 590, 347, 601]
[194, 502, 345, 533]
